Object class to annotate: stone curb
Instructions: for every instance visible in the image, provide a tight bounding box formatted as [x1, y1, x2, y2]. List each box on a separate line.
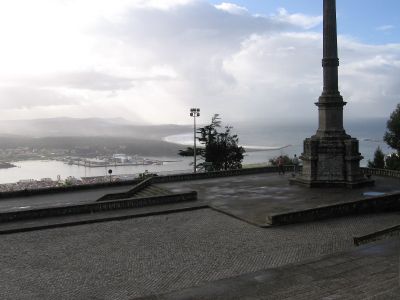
[0, 205, 208, 235]
[267, 192, 400, 225]
[0, 192, 197, 223]
[354, 225, 400, 246]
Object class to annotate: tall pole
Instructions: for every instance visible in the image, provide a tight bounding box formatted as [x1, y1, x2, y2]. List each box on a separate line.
[190, 108, 200, 173]
[193, 114, 197, 173]
[317, 0, 346, 137]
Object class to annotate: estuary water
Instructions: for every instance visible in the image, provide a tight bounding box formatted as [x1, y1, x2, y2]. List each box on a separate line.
[0, 158, 193, 184]
[0, 120, 392, 184]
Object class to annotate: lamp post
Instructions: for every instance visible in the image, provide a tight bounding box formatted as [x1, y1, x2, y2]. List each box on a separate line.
[190, 108, 200, 173]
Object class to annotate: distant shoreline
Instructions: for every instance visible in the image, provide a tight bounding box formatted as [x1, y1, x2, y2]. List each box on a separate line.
[163, 134, 291, 152]
[0, 162, 16, 169]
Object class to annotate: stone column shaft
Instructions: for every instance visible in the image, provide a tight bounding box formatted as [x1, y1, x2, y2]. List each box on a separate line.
[317, 0, 345, 136]
[322, 0, 339, 96]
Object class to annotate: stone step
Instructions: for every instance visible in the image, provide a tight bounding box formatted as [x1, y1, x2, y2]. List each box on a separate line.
[133, 186, 172, 199]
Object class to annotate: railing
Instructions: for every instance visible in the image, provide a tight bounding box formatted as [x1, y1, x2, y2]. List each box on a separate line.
[361, 167, 400, 179]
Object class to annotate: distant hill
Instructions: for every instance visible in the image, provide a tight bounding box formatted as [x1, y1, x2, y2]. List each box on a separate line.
[0, 136, 184, 157]
[0, 117, 191, 140]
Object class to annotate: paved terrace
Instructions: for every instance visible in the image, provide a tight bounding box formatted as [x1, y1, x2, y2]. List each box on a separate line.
[160, 173, 400, 226]
[0, 208, 399, 299]
[139, 238, 400, 300]
[0, 172, 399, 299]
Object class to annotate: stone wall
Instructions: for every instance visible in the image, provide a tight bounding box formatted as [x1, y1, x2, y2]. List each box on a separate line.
[0, 192, 197, 223]
[267, 192, 400, 226]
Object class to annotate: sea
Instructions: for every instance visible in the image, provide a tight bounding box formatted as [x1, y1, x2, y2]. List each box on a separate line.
[0, 120, 391, 184]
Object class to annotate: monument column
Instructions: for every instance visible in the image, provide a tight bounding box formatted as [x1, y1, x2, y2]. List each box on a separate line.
[290, 0, 373, 188]
[317, 0, 346, 137]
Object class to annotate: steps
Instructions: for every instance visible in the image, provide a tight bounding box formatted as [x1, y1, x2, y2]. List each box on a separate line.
[132, 185, 172, 198]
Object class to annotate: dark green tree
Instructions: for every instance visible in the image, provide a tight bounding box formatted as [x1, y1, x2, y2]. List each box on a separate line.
[385, 153, 400, 171]
[196, 114, 245, 171]
[367, 147, 385, 169]
[384, 104, 400, 153]
[383, 104, 400, 170]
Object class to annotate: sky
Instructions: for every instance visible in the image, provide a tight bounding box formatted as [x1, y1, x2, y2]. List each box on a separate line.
[0, 0, 399, 125]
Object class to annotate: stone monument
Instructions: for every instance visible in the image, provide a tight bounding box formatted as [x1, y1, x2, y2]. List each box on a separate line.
[291, 0, 373, 188]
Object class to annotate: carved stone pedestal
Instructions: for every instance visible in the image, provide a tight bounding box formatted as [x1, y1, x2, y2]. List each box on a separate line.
[291, 135, 373, 188]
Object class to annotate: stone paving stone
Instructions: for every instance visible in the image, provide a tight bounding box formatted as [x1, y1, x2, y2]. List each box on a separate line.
[0, 209, 399, 299]
[136, 238, 399, 300]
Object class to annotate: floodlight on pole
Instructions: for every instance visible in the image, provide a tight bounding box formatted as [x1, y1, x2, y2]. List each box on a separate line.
[190, 108, 200, 173]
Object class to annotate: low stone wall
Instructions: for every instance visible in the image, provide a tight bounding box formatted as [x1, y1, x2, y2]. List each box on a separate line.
[97, 178, 153, 202]
[267, 192, 400, 226]
[361, 167, 400, 179]
[0, 192, 197, 223]
[0, 179, 141, 200]
[354, 225, 400, 246]
[152, 166, 294, 184]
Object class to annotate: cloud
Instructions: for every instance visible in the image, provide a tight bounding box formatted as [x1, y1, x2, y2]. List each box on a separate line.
[221, 32, 400, 122]
[27, 71, 134, 91]
[0, 0, 398, 125]
[215, 2, 249, 15]
[376, 25, 395, 32]
[273, 8, 323, 30]
[0, 86, 79, 109]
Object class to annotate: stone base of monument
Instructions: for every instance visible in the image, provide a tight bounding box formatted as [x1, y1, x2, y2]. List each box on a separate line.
[290, 133, 375, 189]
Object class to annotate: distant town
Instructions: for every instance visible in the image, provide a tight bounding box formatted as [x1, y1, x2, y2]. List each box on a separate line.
[0, 145, 173, 192]
[0, 174, 138, 193]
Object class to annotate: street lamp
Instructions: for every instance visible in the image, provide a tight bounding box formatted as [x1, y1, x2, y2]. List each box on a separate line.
[190, 108, 200, 173]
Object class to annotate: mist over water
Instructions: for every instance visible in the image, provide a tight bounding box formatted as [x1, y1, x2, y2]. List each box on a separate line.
[0, 118, 392, 183]
[165, 118, 392, 166]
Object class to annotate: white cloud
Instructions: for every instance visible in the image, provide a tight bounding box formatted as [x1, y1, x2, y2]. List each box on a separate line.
[273, 8, 323, 30]
[0, 86, 79, 109]
[0, 0, 398, 125]
[376, 25, 395, 32]
[215, 2, 249, 15]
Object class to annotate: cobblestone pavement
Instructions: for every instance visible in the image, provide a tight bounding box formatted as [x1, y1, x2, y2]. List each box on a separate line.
[0, 209, 399, 299]
[139, 239, 400, 300]
[160, 174, 400, 225]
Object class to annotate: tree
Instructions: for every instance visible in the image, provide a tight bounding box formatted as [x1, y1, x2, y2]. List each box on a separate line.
[367, 147, 385, 169]
[384, 104, 400, 154]
[196, 114, 245, 171]
[383, 104, 400, 170]
[385, 153, 400, 171]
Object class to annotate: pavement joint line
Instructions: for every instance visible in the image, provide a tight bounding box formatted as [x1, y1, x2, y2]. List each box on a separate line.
[208, 205, 270, 228]
[0, 205, 209, 235]
[353, 224, 400, 246]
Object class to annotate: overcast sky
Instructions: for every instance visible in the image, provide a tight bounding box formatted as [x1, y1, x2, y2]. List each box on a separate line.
[0, 0, 399, 125]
